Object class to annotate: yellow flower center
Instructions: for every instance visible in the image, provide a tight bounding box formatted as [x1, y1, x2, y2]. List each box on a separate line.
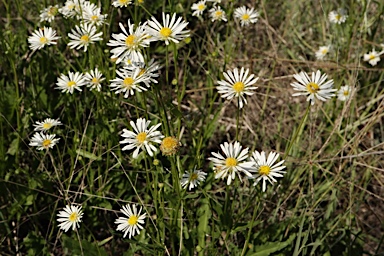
[119, 0, 129, 4]
[138, 0, 144, 3]
[92, 77, 99, 84]
[68, 4, 75, 10]
[125, 35, 136, 47]
[306, 82, 319, 94]
[67, 81, 76, 87]
[69, 212, 78, 222]
[190, 173, 198, 181]
[160, 136, 179, 156]
[233, 81, 245, 93]
[136, 132, 147, 143]
[48, 6, 58, 16]
[343, 90, 349, 96]
[242, 14, 250, 20]
[42, 139, 51, 148]
[128, 215, 138, 225]
[198, 4, 205, 10]
[160, 27, 172, 38]
[321, 49, 328, 54]
[91, 15, 98, 21]
[80, 35, 89, 43]
[369, 54, 376, 60]
[335, 14, 341, 20]
[123, 77, 134, 88]
[40, 37, 48, 44]
[43, 123, 52, 129]
[215, 11, 222, 17]
[225, 157, 237, 167]
[259, 165, 271, 175]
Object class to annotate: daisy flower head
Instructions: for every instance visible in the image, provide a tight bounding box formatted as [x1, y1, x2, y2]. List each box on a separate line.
[59, 0, 84, 19]
[121, 51, 145, 67]
[39, 5, 60, 22]
[120, 118, 164, 158]
[191, 1, 207, 17]
[68, 23, 103, 52]
[290, 70, 336, 105]
[55, 71, 86, 94]
[160, 136, 180, 156]
[207, 0, 221, 4]
[33, 118, 62, 132]
[29, 132, 60, 150]
[249, 151, 286, 192]
[337, 85, 352, 101]
[315, 45, 331, 60]
[328, 8, 348, 24]
[28, 27, 60, 51]
[107, 19, 151, 64]
[209, 6, 227, 22]
[81, 3, 108, 26]
[146, 12, 190, 45]
[216, 67, 259, 109]
[112, 0, 132, 8]
[123, 59, 161, 87]
[208, 141, 254, 185]
[57, 205, 83, 232]
[85, 68, 105, 91]
[181, 168, 207, 190]
[363, 49, 381, 66]
[115, 204, 146, 239]
[109, 67, 150, 98]
[234, 6, 259, 26]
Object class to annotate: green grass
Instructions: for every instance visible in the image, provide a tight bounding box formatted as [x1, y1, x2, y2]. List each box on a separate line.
[1, 0, 384, 255]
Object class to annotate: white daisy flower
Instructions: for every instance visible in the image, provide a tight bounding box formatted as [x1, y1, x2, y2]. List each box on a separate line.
[121, 51, 146, 67]
[120, 118, 164, 158]
[81, 3, 108, 26]
[328, 9, 348, 24]
[209, 6, 227, 22]
[337, 85, 352, 101]
[216, 67, 259, 109]
[55, 71, 86, 94]
[85, 68, 105, 91]
[207, 0, 221, 4]
[29, 132, 60, 150]
[123, 59, 161, 87]
[363, 49, 381, 66]
[191, 1, 207, 17]
[110, 67, 150, 98]
[33, 118, 62, 132]
[315, 45, 331, 60]
[208, 141, 254, 185]
[290, 70, 336, 105]
[68, 23, 103, 52]
[59, 0, 85, 19]
[234, 6, 259, 26]
[28, 27, 60, 51]
[39, 5, 60, 22]
[181, 168, 207, 190]
[57, 205, 84, 232]
[249, 151, 286, 192]
[107, 19, 151, 64]
[115, 204, 146, 239]
[112, 0, 132, 8]
[146, 12, 190, 45]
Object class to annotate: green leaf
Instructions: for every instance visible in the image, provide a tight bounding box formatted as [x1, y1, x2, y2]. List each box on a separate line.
[62, 235, 108, 256]
[247, 234, 296, 256]
[197, 198, 211, 252]
[75, 149, 101, 161]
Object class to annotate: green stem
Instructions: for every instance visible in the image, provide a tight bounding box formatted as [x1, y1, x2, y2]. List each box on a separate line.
[284, 103, 311, 160]
[241, 200, 260, 256]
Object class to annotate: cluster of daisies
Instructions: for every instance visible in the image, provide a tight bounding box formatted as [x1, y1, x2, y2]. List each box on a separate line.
[29, 118, 62, 150]
[191, 1, 259, 26]
[57, 203, 146, 239]
[315, 8, 383, 67]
